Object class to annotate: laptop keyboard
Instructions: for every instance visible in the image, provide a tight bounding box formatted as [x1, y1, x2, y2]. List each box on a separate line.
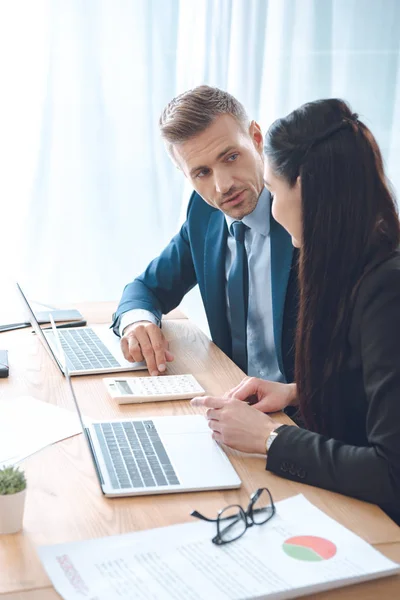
[93, 420, 180, 489]
[58, 328, 120, 371]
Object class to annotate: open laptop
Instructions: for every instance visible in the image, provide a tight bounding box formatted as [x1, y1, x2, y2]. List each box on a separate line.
[49, 315, 241, 497]
[16, 283, 146, 376]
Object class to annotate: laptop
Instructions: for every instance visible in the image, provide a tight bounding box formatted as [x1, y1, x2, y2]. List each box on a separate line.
[50, 315, 241, 497]
[16, 283, 146, 376]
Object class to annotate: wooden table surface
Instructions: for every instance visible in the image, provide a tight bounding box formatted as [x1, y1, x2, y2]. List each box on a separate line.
[0, 302, 399, 599]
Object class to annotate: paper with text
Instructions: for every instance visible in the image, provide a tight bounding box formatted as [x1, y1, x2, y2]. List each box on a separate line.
[38, 494, 399, 600]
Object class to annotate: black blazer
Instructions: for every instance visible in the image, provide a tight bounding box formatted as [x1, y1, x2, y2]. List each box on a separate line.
[267, 250, 400, 525]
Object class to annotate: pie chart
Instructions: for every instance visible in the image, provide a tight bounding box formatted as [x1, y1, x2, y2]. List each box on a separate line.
[282, 535, 337, 562]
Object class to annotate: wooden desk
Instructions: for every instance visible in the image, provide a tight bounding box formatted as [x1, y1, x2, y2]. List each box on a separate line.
[0, 306, 399, 599]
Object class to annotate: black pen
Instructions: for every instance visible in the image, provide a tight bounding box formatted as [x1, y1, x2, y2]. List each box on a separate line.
[32, 320, 87, 333]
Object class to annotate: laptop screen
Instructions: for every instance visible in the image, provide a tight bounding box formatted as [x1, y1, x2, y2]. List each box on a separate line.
[49, 314, 105, 488]
[15, 282, 63, 373]
[49, 315, 86, 430]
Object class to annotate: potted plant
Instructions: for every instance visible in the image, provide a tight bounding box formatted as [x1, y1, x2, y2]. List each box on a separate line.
[0, 466, 27, 534]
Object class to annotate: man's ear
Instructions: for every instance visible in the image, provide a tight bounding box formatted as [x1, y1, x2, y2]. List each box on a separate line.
[249, 120, 264, 153]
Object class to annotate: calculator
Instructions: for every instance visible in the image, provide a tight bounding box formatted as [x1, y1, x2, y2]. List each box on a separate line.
[103, 374, 206, 404]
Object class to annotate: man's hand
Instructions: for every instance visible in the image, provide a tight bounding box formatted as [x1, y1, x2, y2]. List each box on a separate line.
[191, 396, 282, 454]
[224, 377, 297, 413]
[121, 321, 174, 375]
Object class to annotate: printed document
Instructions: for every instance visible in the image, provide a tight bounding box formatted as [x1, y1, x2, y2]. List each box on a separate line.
[38, 494, 399, 599]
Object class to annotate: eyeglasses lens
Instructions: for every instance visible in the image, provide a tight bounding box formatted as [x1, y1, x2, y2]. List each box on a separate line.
[218, 505, 247, 543]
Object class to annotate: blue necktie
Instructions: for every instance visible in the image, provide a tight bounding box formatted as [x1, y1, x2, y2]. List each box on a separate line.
[228, 221, 249, 372]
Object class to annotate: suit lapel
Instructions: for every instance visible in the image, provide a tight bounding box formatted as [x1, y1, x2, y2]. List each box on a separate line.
[270, 214, 294, 376]
[204, 210, 231, 357]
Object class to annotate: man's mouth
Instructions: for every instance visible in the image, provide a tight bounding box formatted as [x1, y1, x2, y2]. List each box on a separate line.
[222, 190, 246, 207]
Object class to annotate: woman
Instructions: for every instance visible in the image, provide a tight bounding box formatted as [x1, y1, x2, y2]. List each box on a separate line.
[192, 98, 400, 525]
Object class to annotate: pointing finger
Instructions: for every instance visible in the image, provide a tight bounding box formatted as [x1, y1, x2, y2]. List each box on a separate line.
[191, 396, 227, 409]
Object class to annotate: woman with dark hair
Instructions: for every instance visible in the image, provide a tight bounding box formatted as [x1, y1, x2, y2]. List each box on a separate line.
[192, 98, 400, 524]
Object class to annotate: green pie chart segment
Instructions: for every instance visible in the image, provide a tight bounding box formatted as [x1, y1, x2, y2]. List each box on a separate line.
[282, 536, 337, 562]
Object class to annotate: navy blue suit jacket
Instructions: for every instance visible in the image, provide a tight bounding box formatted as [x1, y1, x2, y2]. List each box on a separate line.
[114, 192, 298, 381]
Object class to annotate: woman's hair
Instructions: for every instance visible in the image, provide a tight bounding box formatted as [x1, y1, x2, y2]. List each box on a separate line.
[264, 99, 400, 435]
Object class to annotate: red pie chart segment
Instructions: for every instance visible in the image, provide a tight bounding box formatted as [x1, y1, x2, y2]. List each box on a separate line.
[283, 536, 337, 561]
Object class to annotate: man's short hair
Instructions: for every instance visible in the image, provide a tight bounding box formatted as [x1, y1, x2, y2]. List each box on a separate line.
[159, 85, 249, 152]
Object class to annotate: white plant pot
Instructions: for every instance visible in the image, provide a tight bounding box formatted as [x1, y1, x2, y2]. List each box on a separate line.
[0, 488, 26, 534]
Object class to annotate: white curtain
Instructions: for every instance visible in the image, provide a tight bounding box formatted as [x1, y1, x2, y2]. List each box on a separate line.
[1, 0, 399, 318]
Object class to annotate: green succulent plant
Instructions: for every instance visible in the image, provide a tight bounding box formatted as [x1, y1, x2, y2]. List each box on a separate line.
[0, 466, 27, 495]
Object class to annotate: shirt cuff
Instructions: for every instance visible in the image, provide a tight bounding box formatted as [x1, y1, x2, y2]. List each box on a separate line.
[119, 309, 159, 337]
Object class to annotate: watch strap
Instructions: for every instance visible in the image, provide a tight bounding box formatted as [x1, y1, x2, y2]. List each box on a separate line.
[266, 424, 288, 454]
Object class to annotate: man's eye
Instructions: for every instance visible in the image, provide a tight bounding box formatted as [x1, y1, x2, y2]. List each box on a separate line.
[196, 169, 209, 179]
[227, 153, 239, 162]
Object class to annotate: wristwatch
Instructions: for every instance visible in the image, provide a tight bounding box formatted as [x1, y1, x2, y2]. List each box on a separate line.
[265, 424, 287, 454]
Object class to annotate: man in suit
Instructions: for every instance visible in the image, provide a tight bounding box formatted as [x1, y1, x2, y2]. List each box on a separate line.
[113, 85, 298, 382]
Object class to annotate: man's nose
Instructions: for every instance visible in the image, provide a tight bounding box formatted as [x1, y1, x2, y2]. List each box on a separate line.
[214, 170, 234, 195]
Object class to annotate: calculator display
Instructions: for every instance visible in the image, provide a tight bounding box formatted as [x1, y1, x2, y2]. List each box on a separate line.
[115, 380, 133, 395]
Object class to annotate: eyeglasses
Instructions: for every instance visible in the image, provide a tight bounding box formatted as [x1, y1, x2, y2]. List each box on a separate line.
[191, 488, 275, 545]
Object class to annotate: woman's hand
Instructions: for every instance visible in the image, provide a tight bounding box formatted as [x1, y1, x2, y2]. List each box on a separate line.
[224, 377, 297, 413]
[191, 396, 283, 454]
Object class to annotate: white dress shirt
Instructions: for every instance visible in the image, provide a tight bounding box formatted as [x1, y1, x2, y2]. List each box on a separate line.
[120, 188, 284, 382]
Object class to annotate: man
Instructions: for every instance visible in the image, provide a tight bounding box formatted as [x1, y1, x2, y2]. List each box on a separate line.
[113, 86, 298, 382]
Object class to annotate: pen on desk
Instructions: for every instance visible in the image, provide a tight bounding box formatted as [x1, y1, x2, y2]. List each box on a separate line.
[32, 320, 87, 333]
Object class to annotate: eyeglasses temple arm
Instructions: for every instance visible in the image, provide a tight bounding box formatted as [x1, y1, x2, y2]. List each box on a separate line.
[190, 510, 217, 522]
